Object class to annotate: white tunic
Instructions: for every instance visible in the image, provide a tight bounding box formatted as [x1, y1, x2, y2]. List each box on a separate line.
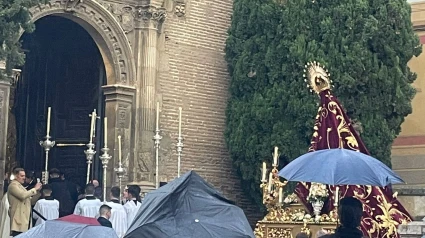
[73, 196, 102, 218]
[106, 200, 128, 238]
[33, 198, 60, 226]
[123, 200, 142, 229]
[0, 193, 10, 238]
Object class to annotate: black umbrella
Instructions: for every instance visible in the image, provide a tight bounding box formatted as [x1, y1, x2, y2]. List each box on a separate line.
[124, 171, 254, 238]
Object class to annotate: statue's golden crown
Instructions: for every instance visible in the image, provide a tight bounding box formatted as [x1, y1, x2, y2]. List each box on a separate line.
[303, 61, 332, 94]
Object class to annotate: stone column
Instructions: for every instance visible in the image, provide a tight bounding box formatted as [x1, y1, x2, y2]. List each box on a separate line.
[102, 84, 136, 191]
[0, 81, 11, 196]
[132, 5, 166, 191]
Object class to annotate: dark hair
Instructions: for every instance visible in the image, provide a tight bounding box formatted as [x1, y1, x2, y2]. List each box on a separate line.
[99, 204, 112, 215]
[42, 184, 52, 194]
[25, 170, 35, 179]
[339, 197, 363, 228]
[127, 185, 140, 199]
[85, 183, 95, 195]
[13, 168, 25, 175]
[295, 233, 309, 238]
[111, 186, 120, 198]
[49, 168, 60, 176]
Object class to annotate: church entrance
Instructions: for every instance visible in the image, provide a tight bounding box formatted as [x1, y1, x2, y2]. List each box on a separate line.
[15, 16, 106, 187]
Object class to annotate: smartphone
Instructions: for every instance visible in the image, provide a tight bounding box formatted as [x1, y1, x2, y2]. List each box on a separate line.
[37, 178, 40, 183]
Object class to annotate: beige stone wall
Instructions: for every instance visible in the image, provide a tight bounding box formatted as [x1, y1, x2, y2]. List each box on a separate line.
[392, 3, 425, 188]
[158, 0, 261, 223]
[400, 2, 425, 136]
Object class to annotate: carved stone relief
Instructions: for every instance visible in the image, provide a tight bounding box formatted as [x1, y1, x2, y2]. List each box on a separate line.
[29, 0, 136, 85]
[174, 1, 186, 17]
[117, 104, 130, 128]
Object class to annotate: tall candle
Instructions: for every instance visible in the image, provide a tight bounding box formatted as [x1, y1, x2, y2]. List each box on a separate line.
[156, 102, 160, 131]
[278, 187, 283, 204]
[104, 117, 108, 147]
[89, 113, 95, 143]
[262, 162, 267, 181]
[273, 146, 278, 165]
[46, 107, 51, 136]
[267, 172, 273, 192]
[335, 186, 339, 203]
[178, 107, 182, 137]
[118, 135, 122, 165]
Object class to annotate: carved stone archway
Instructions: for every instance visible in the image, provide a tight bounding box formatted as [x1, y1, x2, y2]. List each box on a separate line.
[8, 0, 138, 189]
[28, 0, 136, 86]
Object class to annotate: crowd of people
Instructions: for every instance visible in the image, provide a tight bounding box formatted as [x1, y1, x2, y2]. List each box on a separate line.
[0, 167, 144, 237]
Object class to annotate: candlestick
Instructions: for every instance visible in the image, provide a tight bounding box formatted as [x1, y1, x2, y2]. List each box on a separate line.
[104, 117, 108, 147]
[118, 135, 122, 165]
[39, 135, 55, 184]
[153, 110, 163, 188]
[156, 102, 160, 131]
[273, 146, 278, 166]
[114, 162, 126, 203]
[261, 162, 267, 181]
[84, 143, 96, 184]
[178, 107, 182, 137]
[267, 172, 273, 192]
[99, 146, 112, 202]
[278, 187, 283, 204]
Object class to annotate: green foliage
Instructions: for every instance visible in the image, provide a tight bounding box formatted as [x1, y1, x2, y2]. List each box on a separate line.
[225, 0, 421, 209]
[0, 0, 43, 77]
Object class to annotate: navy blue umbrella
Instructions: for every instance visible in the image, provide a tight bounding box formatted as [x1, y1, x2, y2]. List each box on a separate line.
[278, 148, 404, 186]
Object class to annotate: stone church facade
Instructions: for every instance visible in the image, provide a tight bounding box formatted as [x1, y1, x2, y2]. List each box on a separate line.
[0, 0, 261, 223]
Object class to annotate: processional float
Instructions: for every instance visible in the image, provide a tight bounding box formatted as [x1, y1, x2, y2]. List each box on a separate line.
[254, 62, 412, 238]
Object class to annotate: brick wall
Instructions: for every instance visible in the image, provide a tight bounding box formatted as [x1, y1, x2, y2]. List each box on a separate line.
[158, 0, 262, 225]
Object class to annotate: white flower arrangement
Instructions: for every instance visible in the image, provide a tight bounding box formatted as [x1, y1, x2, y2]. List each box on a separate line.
[283, 193, 298, 204]
[307, 182, 329, 202]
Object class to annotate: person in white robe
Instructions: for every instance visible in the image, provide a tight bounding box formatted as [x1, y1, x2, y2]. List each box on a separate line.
[73, 183, 102, 218]
[106, 186, 127, 238]
[123, 185, 142, 229]
[33, 185, 59, 226]
[0, 192, 10, 238]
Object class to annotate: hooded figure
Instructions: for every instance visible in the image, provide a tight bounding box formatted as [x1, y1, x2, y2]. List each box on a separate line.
[295, 62, 411, 237]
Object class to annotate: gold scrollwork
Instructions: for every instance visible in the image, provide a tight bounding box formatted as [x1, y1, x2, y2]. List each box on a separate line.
[267, 227, 293, 238]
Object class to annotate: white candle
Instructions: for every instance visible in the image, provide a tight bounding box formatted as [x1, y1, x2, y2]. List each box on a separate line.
[118, 135, 122, 165]
[89, 113, 95, 143]
[262, 162, 267, 181]
[46, 107, 51, 136]
[156, 102, 160, 131]
[279, 187, 283, 203]
[267, 172, 273, 192]
[273, 146, 278, 165]
[178, 107, 182, 137]
[104, 117, 108, 147]
[335, 186, 339, 203]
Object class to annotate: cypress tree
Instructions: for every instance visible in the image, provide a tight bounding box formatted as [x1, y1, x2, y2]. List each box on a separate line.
[0, 0, 43, 77]
[225, 0, 421, 208]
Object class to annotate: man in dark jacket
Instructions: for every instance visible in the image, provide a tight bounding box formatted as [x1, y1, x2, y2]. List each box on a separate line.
[322, 197, 364, 238]
[97, 204, 112, 228]
[49, 168, 78, 217]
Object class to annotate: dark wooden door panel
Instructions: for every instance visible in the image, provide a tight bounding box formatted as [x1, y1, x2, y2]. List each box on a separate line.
[16, 16, 105, 187]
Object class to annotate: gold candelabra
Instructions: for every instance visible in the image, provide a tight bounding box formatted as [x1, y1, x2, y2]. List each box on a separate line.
[259, 147, 290, 222]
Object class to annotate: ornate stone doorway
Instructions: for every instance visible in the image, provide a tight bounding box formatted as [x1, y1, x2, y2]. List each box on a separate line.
[16, 16, 106, 187]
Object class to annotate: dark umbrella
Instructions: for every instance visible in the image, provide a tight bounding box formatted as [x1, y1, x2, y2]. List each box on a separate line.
[124, 170, 254, 238]
[278, 148, 404, 186]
